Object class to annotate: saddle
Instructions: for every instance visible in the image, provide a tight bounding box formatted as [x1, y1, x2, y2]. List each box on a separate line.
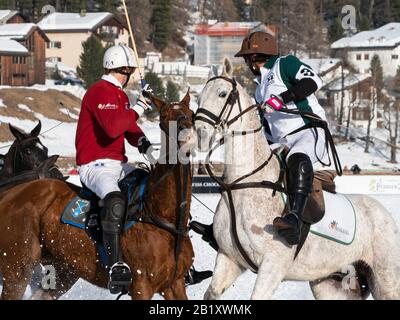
[277, 148, 337, 224]
[60, 168, 150, 265]
[303, 170, 337, 224]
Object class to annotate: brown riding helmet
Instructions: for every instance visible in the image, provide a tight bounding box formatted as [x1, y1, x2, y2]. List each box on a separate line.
[235, 31, 278, 57]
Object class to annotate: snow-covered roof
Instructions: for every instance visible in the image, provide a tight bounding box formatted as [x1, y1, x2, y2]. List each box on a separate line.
[0, 23, 36, 39]
[0, 39, 28, 55]
[325, 73, 371, 91]
[302, 58, 341, 75]
[332, 23, 400, 49]
[0, 10, 18, 23]
[38, 12, 113, 31]
[196, 21, 261, 36]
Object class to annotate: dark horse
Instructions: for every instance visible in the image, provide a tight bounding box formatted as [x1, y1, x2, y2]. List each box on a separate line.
[0, 121, 64, 192]
[0, 121, 49, 180]
[0, 93, 197, 300]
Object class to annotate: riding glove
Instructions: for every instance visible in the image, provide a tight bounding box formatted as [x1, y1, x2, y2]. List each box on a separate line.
[138, 136, 152, 154]
[262, 95, 284, 114]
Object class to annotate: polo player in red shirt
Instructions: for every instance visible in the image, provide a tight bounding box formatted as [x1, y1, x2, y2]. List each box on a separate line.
[76, 44, 152, 294]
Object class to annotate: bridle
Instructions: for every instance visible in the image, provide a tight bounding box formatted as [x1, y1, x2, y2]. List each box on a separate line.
[132, 103, 194, 291]
[12, 136, 47, 173]
[194, 76, 286, 272]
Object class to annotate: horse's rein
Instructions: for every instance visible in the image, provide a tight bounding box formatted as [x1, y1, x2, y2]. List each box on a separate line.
[134, 108, 193, 287]
[194, 76, 286, 272]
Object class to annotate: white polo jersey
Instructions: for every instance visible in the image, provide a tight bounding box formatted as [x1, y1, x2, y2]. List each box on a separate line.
[255, 55, 327, 143]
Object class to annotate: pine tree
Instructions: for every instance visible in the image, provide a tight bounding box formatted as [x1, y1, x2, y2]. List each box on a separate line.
[328, 18, 344, 42]
[151, 0, 171, 52]
[165, 81, 179, 104]
[77, 34, 105, 88]
[144, 71, 165, 99]
[370, 54, 384, 101]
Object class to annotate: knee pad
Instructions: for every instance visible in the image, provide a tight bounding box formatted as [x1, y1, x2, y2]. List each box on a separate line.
[101, 191, 126, 234]
[287, 153, 314, 195]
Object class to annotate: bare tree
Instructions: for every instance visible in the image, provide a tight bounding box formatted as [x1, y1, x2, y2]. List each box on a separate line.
[384, 99, 399, 163]
[364, 86, 376, 153]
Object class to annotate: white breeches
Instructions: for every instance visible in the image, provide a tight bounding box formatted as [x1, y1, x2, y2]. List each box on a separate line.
[78, 159, 135, 199]
[282, 128, 329, 165]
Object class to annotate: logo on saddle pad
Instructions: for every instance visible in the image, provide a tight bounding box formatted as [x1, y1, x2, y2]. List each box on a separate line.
[329, 220, 350, 236]
[310, 192, 356, 245]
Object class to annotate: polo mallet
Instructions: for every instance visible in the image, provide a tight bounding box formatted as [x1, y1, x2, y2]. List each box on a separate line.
[121, 0, 147, 89]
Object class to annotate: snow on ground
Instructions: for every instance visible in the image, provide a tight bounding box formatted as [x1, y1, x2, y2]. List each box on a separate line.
[0, 99, 5, 108]
[0, 113, 77, 157]
[0, 81, 86, 100]
[17, 104, 32, 112]
[59, 108, 79, 120]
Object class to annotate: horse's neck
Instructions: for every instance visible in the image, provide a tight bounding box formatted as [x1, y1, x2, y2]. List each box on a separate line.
[223, 89, 280, 184]
[150, 162, 192, 224]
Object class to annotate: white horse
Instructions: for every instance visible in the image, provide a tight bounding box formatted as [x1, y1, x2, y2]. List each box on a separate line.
[195, 58, 400, 300]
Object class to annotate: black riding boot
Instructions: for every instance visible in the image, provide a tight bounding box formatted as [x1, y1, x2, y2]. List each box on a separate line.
[190, 221, 219, 251]
[101, 191, 132, 294]
[273, 153, 314, 245]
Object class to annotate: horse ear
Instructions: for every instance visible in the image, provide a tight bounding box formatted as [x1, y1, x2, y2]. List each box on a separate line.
[208, 64, 219, 79]
[222, 57, 233, 77]
[180, 89, 190, 107]
[150, 94, 166, 112]
[30, 120, 41, 137]
[9, 123, 25, 141]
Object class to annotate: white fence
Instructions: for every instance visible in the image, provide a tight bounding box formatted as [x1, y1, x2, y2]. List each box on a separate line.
[147, 62, 211, 79]
[336, 175, 400, 194]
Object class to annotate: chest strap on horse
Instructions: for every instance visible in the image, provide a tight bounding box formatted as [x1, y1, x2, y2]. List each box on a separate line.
[204, 135, 287, 273]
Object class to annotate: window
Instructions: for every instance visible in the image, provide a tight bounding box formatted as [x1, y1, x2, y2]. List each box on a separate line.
[47, 57, 61, 63]
[356, 54, 362, 60]
[364, 54, 369, 60]
[392, 54, 399, 60]
[48, 41, 61, 49]
[12, 56, 26, 64]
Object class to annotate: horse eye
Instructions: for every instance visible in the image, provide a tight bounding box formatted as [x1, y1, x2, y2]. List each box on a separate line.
[219, 91, 228, 98]
[24, 149, 32, 155]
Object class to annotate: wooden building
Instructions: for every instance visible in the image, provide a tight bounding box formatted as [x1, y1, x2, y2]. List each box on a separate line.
[0, 39, 29, 86]
[0, 23, 49, 86]
[0, 10, 26, 24]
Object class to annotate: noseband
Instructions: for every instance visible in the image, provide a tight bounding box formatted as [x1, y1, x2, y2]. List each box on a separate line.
[195, 76, 242, 130]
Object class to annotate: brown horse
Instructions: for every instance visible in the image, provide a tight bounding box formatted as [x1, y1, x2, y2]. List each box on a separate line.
[0, 93, 197, 300]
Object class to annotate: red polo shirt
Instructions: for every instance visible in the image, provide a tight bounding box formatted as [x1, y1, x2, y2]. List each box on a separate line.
[75, 78, 145, 166]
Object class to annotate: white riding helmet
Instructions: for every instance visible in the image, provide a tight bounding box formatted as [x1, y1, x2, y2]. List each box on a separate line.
[103, 44, 138, 69]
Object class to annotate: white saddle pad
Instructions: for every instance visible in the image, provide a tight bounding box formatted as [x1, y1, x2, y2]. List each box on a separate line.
[310, 191, 356, 245]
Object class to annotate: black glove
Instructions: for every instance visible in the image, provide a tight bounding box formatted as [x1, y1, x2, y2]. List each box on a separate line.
[138, 136, 152, 154]
[141, 84, 153, 103]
